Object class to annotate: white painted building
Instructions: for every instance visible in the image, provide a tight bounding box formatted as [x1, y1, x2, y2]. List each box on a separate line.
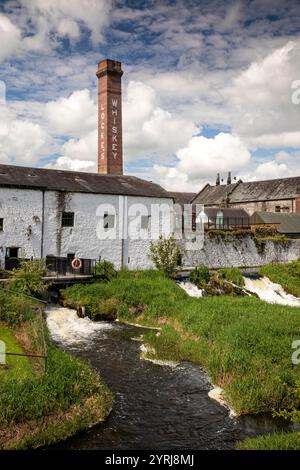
[0, 164, 174, 270]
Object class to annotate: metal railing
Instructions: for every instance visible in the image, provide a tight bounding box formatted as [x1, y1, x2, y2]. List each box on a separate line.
[45, 256, 97, 277]
[206, 217, 250, 230]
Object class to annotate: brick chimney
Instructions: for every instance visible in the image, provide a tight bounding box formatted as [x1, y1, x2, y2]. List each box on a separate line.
[227, 171, 232, 185]
[96, 59, 123, 175]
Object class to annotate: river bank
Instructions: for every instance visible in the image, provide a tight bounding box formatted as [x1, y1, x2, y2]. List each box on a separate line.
[61, 269, 300, 416]
[0, 292, 112, 450]
[46, 306, 290, 450]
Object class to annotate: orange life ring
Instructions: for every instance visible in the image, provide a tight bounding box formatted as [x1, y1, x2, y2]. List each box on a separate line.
[72, 257, 82, 270]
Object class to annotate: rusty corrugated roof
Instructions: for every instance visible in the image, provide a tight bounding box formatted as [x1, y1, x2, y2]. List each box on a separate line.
[0, 164, 171, 199]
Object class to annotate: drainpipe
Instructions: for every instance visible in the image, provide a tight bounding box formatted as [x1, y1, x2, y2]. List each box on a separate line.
[120, 195, 128, 268]
[41, 190, 45, 259]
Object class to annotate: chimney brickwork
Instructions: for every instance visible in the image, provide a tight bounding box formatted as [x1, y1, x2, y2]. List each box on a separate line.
[97, 59, 123, 175]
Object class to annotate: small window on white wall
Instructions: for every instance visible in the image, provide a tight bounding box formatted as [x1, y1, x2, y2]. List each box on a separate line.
[0, 218, 3, 231]
[104, 213, 115, 230]
[141, 215, 151, 230]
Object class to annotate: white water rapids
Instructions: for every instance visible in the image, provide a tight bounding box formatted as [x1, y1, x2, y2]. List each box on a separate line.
[46, 306, 114, 347]
[243, 276, 300, 307]
[177, 281, 203, 297]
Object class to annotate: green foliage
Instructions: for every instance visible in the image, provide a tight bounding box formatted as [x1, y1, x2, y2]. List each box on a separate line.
[8, 259, 48, 297]
[218, 268, 245, 287]
[189, 265, 210, 287]
[62, 270, 300, 415]
[274, 381, 300, 424]
[237, 431, 300, 450]
[149, 235, 182, 277]
[95, 261, 117, 281]
[0, 289, 35, 325]
[260, 260, 300, 297]
[254, 227, 279, 238]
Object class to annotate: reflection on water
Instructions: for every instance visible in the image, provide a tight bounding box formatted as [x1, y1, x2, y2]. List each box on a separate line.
[46, 307, 290, 450]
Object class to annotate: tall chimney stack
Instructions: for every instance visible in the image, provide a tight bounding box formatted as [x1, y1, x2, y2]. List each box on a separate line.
[216, 173, 220, 186]
[96, 59, 123, 175]
[227, 171, 232, 185]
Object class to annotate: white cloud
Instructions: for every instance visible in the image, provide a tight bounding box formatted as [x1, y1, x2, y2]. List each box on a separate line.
[0, 14, 21, 62]
[227, 41, 300, 148]
[154, 132, 251, 191]
[123, 81, 197, 160]
[45, 89, 97, 137]
[20, 0, 112, 49]
[0, 119, 48, 164]
[254, 161, 291, 180]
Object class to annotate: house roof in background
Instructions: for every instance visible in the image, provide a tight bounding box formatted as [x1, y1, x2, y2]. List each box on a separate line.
[0, 164, 171, 199]
[229, 177, 300, 203]
[250, 211, 300, 233]
[204, 207, 249, 220]
[191, 182, 240, 205]
[168, 191, 197, 207]
[192, 176, 300, 206]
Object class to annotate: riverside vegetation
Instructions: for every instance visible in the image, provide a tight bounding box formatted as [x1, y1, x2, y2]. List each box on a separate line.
[0, 261, 112, 450]
[62, 267, 300, 417]
[61, 249, 300, 451]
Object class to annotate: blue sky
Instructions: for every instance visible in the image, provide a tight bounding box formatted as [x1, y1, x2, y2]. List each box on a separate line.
[0, 0, 299, 191]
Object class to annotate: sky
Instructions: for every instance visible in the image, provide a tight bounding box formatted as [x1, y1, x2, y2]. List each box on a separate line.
[0, 0, 300, 192]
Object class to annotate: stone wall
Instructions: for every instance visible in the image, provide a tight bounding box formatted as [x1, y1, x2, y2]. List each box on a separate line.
[183, 232, 300, 269]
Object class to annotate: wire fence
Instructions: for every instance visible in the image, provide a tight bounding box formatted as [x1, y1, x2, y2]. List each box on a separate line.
[0, 290, 48, 374]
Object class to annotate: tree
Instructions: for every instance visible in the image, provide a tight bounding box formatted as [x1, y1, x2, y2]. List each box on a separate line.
[149, 235, 182, 277]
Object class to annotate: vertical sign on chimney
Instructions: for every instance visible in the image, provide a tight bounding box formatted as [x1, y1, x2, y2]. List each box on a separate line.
[97, 59, 123, 175]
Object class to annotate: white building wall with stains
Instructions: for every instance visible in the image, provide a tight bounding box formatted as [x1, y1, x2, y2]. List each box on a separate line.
[0, 187, 174, 270]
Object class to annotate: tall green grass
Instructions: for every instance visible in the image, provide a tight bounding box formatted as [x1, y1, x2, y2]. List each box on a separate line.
[62, 270, 300, 415]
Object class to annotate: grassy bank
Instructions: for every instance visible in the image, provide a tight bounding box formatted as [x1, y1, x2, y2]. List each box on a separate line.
[236, 431, 300, 450]
[61, 270, 300, 416]
[260, 260, 300, 297]
[0, 291, 112, 450]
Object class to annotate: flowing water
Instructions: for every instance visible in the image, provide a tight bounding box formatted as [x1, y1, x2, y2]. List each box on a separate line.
[244, 276, 300, 307]
[46, 306, 289, 450]
[177, 281, 203, 297]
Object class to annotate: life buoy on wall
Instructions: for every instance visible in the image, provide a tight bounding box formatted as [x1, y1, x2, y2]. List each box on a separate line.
[71, 257, 82, 270]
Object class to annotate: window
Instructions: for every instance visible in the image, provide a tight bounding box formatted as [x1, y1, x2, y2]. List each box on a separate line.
[104, 213, 115, 230]
[275, 206, 281, 212]
[282, 207, 290, 213]
[62, 212, 74, 227]
[0, 218, 3, 231]
[6, 247, 19, 258]
[141, 215, 151, 230]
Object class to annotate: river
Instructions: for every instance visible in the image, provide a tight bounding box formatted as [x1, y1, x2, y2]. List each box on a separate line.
[46, 306, 289, 450]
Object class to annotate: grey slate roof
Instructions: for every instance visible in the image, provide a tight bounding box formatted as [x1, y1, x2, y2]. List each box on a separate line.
[204, 207, 249, 221]
[250, 211, 300, 234]
[192, 176, 300, 206]
[168, 192, 197, 207]
[229, 177, 300, 203]
[191, 182, 241, 205]
[0, 164, 170, 199]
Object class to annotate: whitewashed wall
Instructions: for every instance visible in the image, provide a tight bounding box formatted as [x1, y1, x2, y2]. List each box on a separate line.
[0, 187, 173, 270]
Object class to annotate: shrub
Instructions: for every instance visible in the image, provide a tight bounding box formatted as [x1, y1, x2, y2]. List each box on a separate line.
[8, 260, 48, 297]
[149, 235, 182, 277]
[218, 268, 245, 287]
[0, 290, 35, 325]
[189, 265, 210, 287]
[95, 261, 117, 281]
